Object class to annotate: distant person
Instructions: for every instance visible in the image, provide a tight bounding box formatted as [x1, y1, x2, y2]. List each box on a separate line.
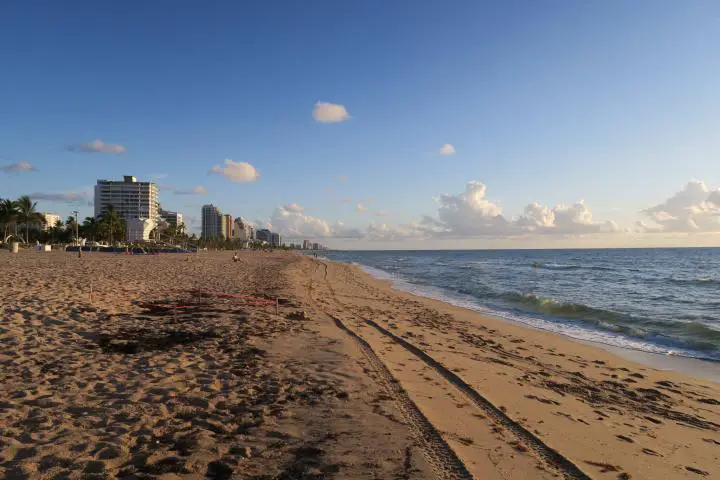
[232, 253, 238, 263]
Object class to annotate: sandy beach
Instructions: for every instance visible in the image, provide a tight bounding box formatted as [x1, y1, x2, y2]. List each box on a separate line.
[1, 251, 718, 479]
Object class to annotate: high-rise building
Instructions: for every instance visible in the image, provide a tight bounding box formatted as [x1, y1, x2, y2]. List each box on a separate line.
[255, 228, 271, 244]
[312, 242, 320, 250]
[201, 204, 223, 240]
[270, 232, 281, 248]
[234, 217, 254, 242]
[159, 209, 183, 229]
[302, 239, 311, 250]
[94, 176, 159, 222]
[41, 213, 61, 231]
[224, 214, 233, 240]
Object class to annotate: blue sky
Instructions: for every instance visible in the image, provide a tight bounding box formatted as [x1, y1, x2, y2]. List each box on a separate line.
[1, 1, 719, 247]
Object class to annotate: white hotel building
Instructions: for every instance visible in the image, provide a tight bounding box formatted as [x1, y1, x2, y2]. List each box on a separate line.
[94, 176, 159, 241]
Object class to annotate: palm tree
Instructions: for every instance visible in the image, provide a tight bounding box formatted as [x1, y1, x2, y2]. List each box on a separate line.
[100, 205, 124, 244]
[15, 195, 43, 244]
[82, 217, 99, 242]
[0, 198, 18, 243]
[50, 219, 63, 244]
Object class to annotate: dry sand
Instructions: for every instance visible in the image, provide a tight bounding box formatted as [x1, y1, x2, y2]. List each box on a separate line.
[0, 250, 718, 479]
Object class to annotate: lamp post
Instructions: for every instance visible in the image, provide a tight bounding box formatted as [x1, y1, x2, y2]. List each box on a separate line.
[72, 210, 81, 257]
[72, 211, 79, 244]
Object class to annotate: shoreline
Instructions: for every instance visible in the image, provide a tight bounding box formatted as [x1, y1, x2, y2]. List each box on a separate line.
[299, 255, 719, 479]
[337, 257, 720, 383]
[1, 251, 717, 479]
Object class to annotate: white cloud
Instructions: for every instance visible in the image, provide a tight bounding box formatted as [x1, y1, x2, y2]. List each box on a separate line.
[356, 203, 367, 213]
[332, 222, 365, 239]
[209, 159, 259, 183]
[434, 181, 512, 236]
[270, 205, 332, 237]
[283, 203, 304, 212]
[439, 144, 456, 156]
[515, 200, 619, 235]
[366, 222, 428, 241]
[28, 191, 88, 204]
[174, 185, 207, 195]
[640, 180, 720, 232]
[313, 102, 350, 124]
[426, 181, 616, 237]
[68, 139, 126, 154]
[269, 205, 364, 239]
[1, 161, 37, 173]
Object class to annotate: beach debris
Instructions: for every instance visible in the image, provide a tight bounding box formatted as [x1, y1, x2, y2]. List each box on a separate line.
[287, 310, 310, 321]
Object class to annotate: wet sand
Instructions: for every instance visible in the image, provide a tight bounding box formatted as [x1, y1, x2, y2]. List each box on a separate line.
[1, 250, 718, 479]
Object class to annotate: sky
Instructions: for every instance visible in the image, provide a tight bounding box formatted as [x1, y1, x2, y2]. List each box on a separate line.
[1, 1, 719, 249]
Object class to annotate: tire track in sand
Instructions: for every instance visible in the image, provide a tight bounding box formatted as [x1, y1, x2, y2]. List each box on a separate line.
[331, 315, 474, 480]
[364, 319, 592, 480]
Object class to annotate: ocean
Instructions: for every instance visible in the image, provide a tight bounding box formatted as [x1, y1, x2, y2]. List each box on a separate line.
[323, 248, 720, 363]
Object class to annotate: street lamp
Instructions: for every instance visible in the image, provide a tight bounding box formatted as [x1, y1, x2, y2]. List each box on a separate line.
[72, 210, 79, 246]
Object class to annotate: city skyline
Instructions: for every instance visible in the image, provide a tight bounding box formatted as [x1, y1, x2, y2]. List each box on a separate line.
[2, 2, 719, 249]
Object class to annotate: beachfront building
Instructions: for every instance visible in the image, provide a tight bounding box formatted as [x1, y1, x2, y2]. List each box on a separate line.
[270, 232, 281, 248]
[126, 218, 156, 242]
[312, 242, 319, 250]
[94, 176, 159, 242]
[302, 239, 311, 250]
[224, 214, 233, 240]
[255, 228, 271, 244]
[159, 209, 183, 229]
[201, 204, 224, 240]
[95, 176, 159, 222]
[234, 217, 254, 243]
[41, 213, 60, 231]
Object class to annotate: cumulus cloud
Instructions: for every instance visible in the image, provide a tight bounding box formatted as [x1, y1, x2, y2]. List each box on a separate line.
[209, 159, 259, 183]
[270, 205, 332, 237]
[268, 205, 364, 239]
[173, 185, 207, 195]
[332, 222, 365, 239]
[434, 181, 512, 236]
[427, 181, 616, 237]
[366, 222, 430, 241]
[356, 203, 367, 213]
[68, 139, 126, 154]
[283, 203, 304, 213]
[313, 102, 350, 124]
[439, 144, 456, 156]
[515, 200, 619, 235]
[640, 180, 720, 232]
[28, 191, 88, 204]
[1, 161, 37, 173]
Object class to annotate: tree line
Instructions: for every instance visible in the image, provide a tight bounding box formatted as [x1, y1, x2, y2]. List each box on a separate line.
[2, 196, 131, 245]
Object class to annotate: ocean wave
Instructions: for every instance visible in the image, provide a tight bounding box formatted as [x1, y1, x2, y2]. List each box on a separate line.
[500, 292, 632, 324]
[530, 262, 615, 271]
[531, 263, 581, 270]
[498, 292, 720, 352]
[669, 277, 718, 286]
